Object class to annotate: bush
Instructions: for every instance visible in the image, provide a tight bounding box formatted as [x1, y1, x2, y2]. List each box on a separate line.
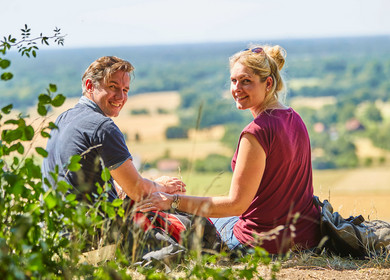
[129, 108, 149, 115]
[165, 125, 189, 139]
[194, 154, 231, 173]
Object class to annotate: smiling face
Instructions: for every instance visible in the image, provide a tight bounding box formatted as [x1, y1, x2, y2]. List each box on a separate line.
[85, 70, 130, 117]
[230, 62, 270, 117]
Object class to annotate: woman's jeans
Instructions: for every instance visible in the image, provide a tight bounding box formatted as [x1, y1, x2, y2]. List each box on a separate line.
[210, 216, 243, 250]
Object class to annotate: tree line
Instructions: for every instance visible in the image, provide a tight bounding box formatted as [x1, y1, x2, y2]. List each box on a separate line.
[2, 36, 390, 170]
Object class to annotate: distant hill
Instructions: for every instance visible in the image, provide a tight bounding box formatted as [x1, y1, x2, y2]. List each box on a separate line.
[1, 35, 390, 110]
[2, 35, 390, 171]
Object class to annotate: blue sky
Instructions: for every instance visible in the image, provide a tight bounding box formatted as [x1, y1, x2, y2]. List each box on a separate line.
[2, 0, 390, 48]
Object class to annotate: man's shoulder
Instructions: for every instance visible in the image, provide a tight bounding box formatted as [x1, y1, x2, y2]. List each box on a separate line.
[59, 103, 113, 127]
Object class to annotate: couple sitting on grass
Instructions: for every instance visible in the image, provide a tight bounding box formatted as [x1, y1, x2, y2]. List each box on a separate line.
[42, 44, 321, 256]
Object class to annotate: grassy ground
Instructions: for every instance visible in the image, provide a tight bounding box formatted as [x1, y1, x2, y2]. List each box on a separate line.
[127, 258, 390, 280]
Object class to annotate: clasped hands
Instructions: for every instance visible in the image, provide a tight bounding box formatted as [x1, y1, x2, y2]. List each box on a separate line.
[137, 175, 185, 212]
[154, 175, 186, 194]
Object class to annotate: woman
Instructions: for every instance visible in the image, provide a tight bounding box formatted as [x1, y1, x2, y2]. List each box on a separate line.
[137, 45, 321, 255]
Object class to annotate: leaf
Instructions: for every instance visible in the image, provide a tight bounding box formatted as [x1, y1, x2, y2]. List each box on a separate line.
[26, 253, 43, 272]
[4, 119, 20, 125]
[1, 104, 13, 114]
[51, 94, 66, 107]
[49, 84, 57, 93]
[0, 145, 9, 156]
[37, 104, 48, 116]
[24, 158, 41, 179]
[8, 143, 20, 152]
[40, 130, 51, 138]
[101, 168, 111, 182]
[66, 194, 77, 202]
[21, 125, 34, 141]
[16, 142, 24, 154]
[97, 184, 103, 195]
[35, 147, 48, 158]
[11, 181, 24, 196]
[111, 199, 123, 207]
[103, 204, 116, 219]
[38, 93, 51, 104]
[68, 155, 81, 171]
[0, 59, 11, 69]
[1, 72, 13, 81]
[2, 129, 23, 143]
[85, 193, 92, 202]
[48, 122, 58, 129]
[117, 207, 125, 217]
[44, 192, 57, 209]
[56, 181, 71, 194]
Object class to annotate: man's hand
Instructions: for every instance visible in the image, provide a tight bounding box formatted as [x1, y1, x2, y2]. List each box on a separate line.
[154, 176, 186, 194]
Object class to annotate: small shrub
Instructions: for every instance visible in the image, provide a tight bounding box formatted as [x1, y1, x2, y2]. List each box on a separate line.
[166, 125, 189, 139]
[130, 108, 150, 115]
[194, 154, 231, 173]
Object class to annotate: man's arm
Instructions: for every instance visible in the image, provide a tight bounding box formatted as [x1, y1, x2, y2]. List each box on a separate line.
[110, 159, 185, 201]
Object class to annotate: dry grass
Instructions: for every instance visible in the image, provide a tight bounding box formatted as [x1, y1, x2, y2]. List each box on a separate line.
[313, 166, 390, 221]
[288, 78, 322, 91]
[277, 251, 390, 280]
[355, 138, 390, 160]
[289, 96, 337, 110]
[125, 91, 180, 112]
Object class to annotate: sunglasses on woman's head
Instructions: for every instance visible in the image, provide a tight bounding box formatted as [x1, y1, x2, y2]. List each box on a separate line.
[242, 47, 264, 54]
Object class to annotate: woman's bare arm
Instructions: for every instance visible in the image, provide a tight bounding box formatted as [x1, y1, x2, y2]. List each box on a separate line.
[137, 133, 266, 217]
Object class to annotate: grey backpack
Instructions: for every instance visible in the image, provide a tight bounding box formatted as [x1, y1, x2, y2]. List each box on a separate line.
[314, 196, 390, 258]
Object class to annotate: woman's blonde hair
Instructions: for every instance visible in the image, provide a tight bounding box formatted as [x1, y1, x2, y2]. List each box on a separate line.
[229, 45, 287, 113]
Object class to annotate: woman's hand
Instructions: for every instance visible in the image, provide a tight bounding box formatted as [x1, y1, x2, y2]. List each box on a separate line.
[136, 192, 174, 212]
[154, 176, 186, 194]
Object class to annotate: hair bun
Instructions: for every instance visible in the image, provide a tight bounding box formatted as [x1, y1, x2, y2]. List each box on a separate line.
[264, 45, 286, 71]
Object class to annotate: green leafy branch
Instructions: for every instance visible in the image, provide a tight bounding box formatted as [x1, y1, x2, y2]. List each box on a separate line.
[0, 24, 66, 81]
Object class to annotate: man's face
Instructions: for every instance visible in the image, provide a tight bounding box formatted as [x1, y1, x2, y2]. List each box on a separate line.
[88, 70, 130, 117]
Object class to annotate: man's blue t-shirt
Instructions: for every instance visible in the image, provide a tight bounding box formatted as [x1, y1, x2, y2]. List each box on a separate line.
[42, 96, 132, 202]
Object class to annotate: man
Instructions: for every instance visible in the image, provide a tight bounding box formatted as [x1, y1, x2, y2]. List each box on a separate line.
[42, 56, 184, 203]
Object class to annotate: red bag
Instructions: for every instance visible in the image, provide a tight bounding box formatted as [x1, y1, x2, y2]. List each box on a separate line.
[132, 211, 188, 243]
